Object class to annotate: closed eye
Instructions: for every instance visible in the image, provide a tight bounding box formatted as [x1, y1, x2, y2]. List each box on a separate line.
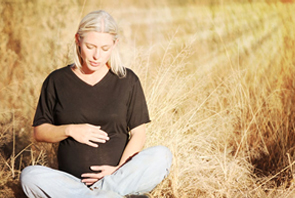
[86, 45, 94, 49]
[102, 47, 110, 51]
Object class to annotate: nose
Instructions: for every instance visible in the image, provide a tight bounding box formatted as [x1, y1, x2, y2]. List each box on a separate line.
[93, 49, 100, 60]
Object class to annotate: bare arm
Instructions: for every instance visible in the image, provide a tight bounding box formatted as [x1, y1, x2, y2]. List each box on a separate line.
[118, 124, 146, 166]
[34, 123, 70, 143]
[34, 123, 109, 147]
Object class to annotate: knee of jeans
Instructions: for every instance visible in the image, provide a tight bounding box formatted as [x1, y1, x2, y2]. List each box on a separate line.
[151, 146, 173, 168]
[20, 165, 42, 187]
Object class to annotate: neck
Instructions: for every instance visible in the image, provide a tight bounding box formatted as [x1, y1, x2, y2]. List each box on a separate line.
[80, 64, 108, 75]
[72, 65, 109, 86]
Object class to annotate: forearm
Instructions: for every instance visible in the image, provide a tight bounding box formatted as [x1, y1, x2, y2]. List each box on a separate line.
[118, 124, 146, 166]
[34, 123, 70, 143]
[35, 123, 108, 147]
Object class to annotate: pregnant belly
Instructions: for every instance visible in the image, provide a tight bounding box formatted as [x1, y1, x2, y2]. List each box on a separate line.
[57, 136, 127, 179]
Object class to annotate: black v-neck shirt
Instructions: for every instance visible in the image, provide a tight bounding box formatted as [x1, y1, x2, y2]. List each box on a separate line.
[33, 65, 150, 178]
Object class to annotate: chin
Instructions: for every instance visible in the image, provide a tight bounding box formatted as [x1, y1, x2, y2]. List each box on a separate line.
[84, 64, 102, 72]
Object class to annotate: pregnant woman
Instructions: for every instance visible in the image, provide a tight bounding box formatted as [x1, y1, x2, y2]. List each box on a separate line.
[20, 10, 172, 198]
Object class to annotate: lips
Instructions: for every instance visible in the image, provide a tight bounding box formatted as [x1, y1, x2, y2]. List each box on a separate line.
[89, 61, 100, 66]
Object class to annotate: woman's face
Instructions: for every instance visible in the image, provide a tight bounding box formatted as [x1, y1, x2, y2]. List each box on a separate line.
[77, 31, 117, 73]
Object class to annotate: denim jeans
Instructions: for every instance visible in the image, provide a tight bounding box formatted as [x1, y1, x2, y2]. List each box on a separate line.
[20, 146, 172, 198]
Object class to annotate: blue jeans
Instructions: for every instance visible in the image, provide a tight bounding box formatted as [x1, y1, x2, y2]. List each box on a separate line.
[20, 146, 172, 198]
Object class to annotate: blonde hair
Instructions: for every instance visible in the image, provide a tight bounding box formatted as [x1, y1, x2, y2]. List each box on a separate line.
[73, 10, 125, 77]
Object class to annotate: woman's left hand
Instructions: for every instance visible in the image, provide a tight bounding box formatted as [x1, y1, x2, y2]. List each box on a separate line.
[81, 165, 119, 186]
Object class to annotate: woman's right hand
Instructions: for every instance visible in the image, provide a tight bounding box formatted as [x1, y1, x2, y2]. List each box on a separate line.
[66, 124, 109, 147]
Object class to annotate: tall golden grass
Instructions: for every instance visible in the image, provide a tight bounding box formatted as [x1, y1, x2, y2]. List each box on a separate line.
[1, 0, 295, 197]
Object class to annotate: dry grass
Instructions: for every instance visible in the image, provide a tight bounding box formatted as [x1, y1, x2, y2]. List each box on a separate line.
[1, 0, 295, 197]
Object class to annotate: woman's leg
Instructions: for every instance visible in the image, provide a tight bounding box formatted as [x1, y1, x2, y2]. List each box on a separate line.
[20, 146, 172, 197]
[92, 145, 173, 196]
[20, 165, 122, 198]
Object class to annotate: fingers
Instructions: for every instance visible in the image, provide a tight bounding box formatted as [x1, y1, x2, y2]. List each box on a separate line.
[89, 134, 110, 143]
[84, 136, 109, 148]
[86, 141, 99, 148]
[90, 165, 118, 176]
[87, 132, 109, 147]
[81, 165, 118, 185]
[69, 124, 110, 147]
[86, 124, 109, 147]
[89, 125, 109, 140]
[88, 124, 108, 136]
[86, 135, 109, 147]
[81, 173, 103, 178]
[90, 166, 102, 171]
[90, 166, 109, 173]
[81, 173, 103, 185]
[81, 178, 99, 186]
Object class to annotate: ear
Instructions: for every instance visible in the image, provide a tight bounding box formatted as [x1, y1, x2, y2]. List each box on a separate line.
[113, 39, 119, 48]
[75, 33, 81, 46]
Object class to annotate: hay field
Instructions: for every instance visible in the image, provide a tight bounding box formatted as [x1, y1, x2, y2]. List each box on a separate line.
[1, 0, 295, 197]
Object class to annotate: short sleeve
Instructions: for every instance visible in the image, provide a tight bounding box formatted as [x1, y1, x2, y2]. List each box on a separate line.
[33, 75, 56, 126]
[126, 77, 151, 130]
